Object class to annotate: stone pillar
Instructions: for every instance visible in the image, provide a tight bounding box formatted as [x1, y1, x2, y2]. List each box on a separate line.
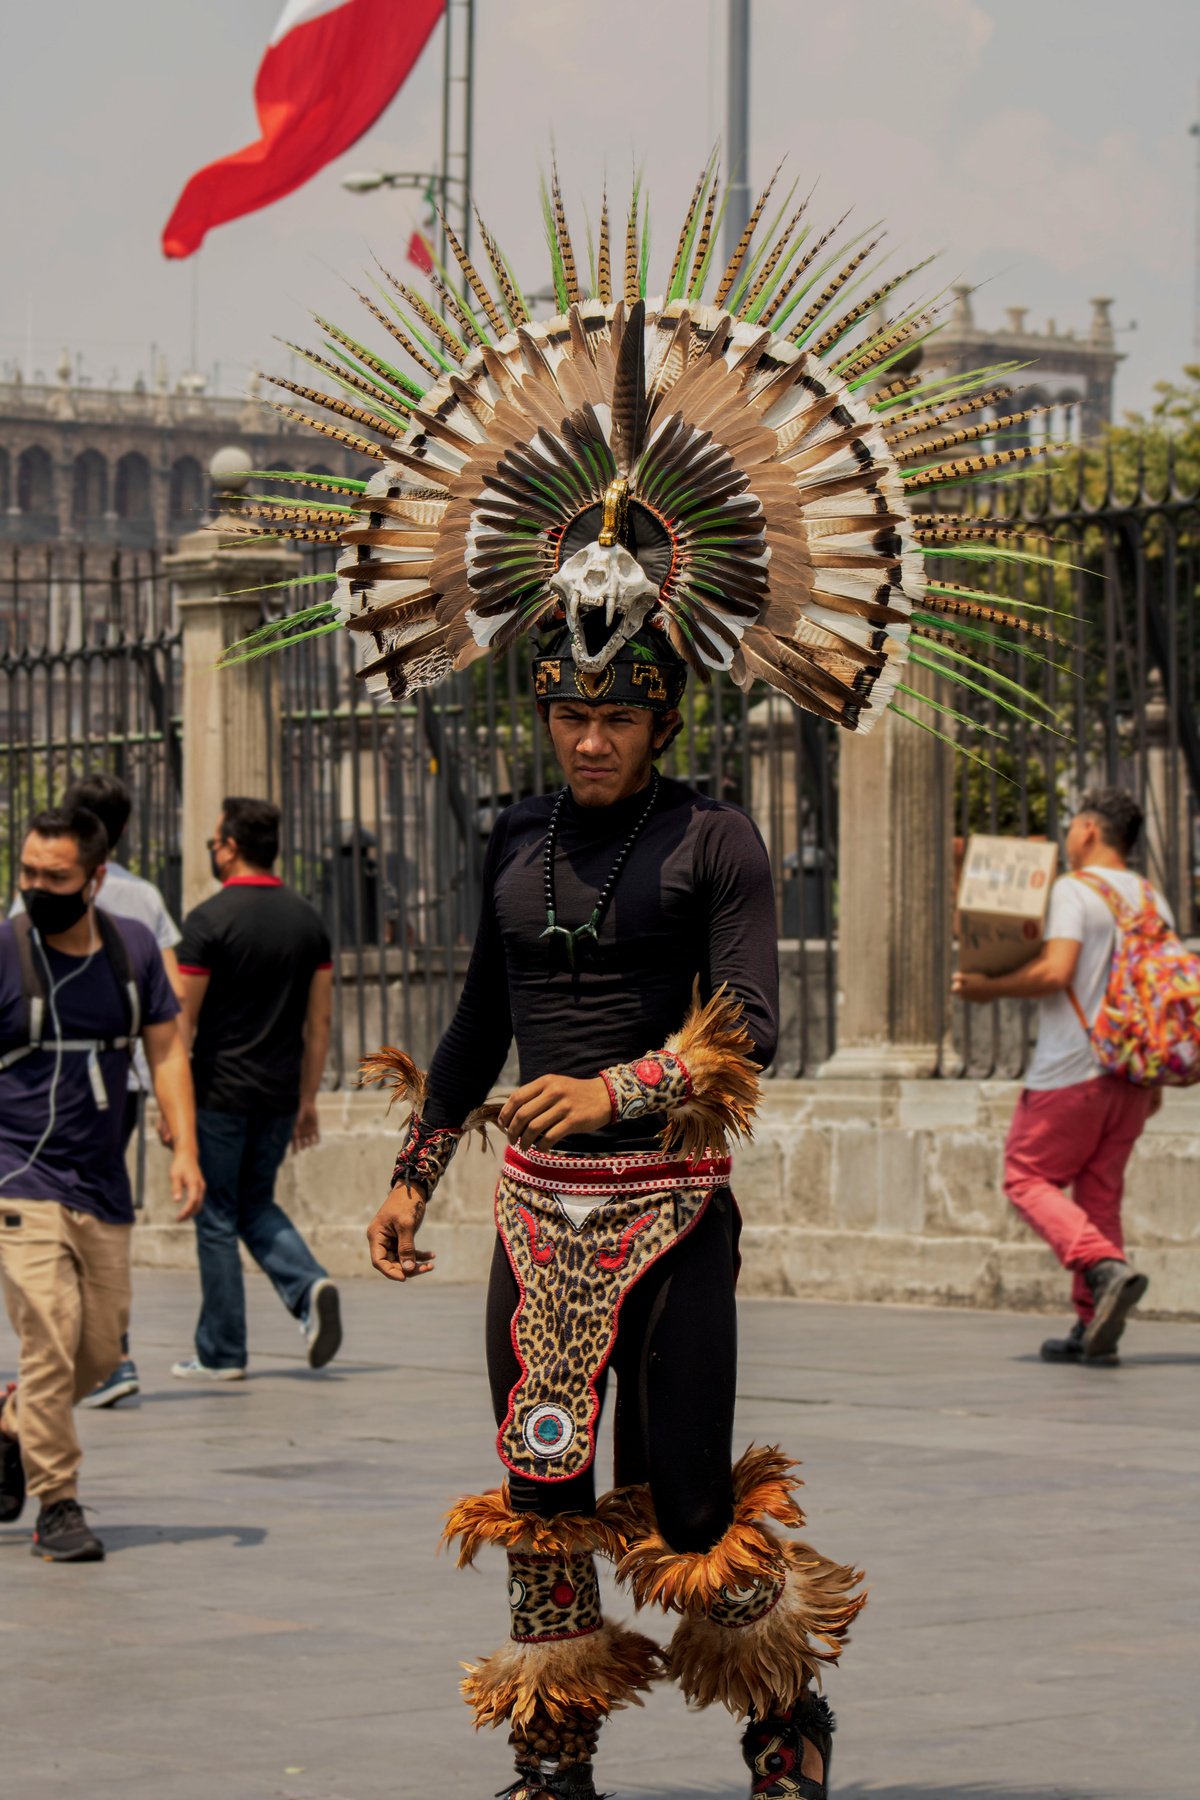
[165, 508, 300, 913]
[820, 662, 951, 1078]
[1143, 672, 1192, 933]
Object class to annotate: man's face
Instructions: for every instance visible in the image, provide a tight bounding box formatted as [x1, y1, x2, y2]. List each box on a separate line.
[545, 701, 676, 808]
[18, 831, 91, 896]
[208, 816, 235, 880]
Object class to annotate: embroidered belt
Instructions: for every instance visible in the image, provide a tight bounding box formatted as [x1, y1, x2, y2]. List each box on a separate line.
[501, 1142, 732, 1198]
[494, 1145, 730, 1482]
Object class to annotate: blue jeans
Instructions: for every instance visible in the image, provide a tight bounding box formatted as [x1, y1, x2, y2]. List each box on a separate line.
[194, 1109, 326, 1370]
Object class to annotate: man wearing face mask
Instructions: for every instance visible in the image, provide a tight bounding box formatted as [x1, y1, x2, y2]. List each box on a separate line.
[0, 806, 203, 1562]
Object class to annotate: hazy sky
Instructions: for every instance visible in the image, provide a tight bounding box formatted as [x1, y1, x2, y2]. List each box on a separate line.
[2, 0, 1196, 416]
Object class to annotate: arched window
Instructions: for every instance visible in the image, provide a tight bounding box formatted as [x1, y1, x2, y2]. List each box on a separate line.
[1056, 389, 1082, 443]
[72, 449, 108, 523]
[0, 448, 9, 512]
[169, 455, 206, 523]
[17, 445, 55, 515]
[115, 451, 152, 519]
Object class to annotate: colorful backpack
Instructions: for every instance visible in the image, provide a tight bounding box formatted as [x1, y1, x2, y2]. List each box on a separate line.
[1068, 872, 1200, 1087]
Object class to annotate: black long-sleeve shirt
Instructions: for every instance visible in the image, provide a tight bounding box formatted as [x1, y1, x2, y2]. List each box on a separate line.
[424, 776, 779, 1153]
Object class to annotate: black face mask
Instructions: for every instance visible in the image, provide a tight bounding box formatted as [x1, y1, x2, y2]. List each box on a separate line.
[21, 883, 91, 938]
[209, 846, 225, 883]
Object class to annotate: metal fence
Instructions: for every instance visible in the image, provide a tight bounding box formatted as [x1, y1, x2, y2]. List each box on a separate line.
[1, 461, 1197, 1088]
[938, 458, 1200, 1077]
[272, 615, 839, 1082]
[0, 549, 182, 913]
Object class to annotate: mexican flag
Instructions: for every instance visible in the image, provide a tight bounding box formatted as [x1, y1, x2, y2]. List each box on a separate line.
[162, 0, 445, 259]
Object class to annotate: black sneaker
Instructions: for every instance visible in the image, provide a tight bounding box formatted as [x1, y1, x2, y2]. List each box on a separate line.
[0, 1389, 24, 1524]
[743, 1692, 836, 1798]
[1082, 1259, 1149, 1361]
[31, 1498, 105, 1562]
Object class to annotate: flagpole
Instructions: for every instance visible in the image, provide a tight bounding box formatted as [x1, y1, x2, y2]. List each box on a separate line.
[440, 0, 475, 263]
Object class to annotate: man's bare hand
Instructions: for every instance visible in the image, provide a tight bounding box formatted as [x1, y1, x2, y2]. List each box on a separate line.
[366, 1184, 435, 1283]
[292, 1099, 320, 1153]
[951, 971, 995, 1005]
[499, 1073, 612, 1149]
[170, 1150, 205, 1221]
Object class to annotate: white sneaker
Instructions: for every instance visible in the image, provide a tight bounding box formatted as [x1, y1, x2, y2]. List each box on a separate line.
[301, 1279, 342, 1370]
[170, 1358, 246, 1382]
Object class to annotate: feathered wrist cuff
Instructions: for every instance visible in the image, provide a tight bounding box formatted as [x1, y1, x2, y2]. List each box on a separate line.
[391, 1113, 462, 1200]
[599, 989, 764, 1160]
[599, 1054, 693, 1122]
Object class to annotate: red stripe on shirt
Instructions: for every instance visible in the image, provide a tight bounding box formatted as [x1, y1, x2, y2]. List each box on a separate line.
[178, 963, 211, 977]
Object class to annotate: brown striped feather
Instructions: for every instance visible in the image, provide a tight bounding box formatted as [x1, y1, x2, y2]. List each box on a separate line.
[713, 161, 783, 308]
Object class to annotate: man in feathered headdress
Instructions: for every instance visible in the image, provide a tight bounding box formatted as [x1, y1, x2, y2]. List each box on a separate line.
[366, 576, 861, 1800]
[236, 154, 1060, 1797]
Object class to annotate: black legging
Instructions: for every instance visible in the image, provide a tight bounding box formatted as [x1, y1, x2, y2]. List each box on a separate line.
[485, 1189, 739, 1554]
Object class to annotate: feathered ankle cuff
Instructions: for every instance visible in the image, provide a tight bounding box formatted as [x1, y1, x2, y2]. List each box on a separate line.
[444, 1485, 627, 1567]
[463, 1618, 664, 1730]
[445, 1487, 664, 1730]
[607, 1446, 865, 1719]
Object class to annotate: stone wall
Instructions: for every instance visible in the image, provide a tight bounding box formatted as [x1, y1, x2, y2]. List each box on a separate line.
[132, 1080, 1200, 1319]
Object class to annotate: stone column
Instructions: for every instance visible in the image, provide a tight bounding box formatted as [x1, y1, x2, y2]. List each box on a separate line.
[1143, 671, 1192, 933]
[165, 506, 300, 913]
[820, 661, 951, 1078]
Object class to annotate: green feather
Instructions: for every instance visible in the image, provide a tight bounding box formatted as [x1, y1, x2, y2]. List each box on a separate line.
[219, 470, 369, 493]
[907, 641, 1068, 733]
[893, 682, 1009, 742]
[888, 704, 1020, 784]
[223, 573, 339, 598]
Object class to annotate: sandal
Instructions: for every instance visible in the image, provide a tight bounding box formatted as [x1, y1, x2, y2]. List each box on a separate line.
[742, 1691, 836, 1798]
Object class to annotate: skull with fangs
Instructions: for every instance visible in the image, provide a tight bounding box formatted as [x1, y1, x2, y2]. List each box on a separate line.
[548, 540, 661, 671]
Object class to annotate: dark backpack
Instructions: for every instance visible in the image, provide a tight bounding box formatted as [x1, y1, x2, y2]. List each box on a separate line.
[0, 910, 142, 1105]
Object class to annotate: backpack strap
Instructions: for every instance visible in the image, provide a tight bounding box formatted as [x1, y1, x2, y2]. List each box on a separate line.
[0, 909, 140, 1082]
[1069, 869, 1141, 931]
[93, 908, 140, 1041]
[9, 912, 48, 1049]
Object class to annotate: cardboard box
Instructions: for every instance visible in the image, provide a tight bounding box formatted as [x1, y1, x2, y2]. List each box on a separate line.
[957, 835, 1058, 975]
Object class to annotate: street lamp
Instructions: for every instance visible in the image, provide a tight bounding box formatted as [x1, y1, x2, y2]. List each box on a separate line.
[341, 170, 459, 197]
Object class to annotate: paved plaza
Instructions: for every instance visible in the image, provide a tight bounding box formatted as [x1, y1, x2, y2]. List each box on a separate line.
[2, 1269, 1196, 1800]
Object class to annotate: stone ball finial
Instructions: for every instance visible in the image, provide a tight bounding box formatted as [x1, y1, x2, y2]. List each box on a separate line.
[209, 445, 252, 494]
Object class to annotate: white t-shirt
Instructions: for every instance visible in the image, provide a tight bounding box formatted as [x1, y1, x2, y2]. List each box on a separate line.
[1024, 866, 1174, 1091]
[10, 860, 181, 1092]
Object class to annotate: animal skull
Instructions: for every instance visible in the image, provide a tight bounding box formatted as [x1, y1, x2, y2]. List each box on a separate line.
[549, 540, 660, 671]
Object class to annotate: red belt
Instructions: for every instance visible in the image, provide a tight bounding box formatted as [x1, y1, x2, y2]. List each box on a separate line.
[502, 1142, 731, 1198]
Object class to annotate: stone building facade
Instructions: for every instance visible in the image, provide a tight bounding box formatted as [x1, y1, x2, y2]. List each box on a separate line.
[927, 289, 1122, 443]
[0, 358, 366, 579]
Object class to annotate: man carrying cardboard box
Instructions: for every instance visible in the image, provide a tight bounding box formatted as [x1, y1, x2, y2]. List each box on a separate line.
[952, 789, 1168, 1365]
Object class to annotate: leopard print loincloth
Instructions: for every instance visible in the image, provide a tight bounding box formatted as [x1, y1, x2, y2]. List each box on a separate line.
[495, 1143, 731, 1482]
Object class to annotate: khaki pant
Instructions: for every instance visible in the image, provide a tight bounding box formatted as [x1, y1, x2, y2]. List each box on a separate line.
[0, 1201, 131, 1503]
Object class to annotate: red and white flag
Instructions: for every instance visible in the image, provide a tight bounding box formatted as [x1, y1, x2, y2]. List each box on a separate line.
[162, 0, 445, 259]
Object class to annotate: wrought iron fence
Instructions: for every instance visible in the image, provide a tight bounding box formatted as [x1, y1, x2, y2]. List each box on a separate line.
[272, 615, 839, 1082]
[0, 549, 182, 913]
[938, 457, 1200, 1077]
[1, 462, 1196, 1090]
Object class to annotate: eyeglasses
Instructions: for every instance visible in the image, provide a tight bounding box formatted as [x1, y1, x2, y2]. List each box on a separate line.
[205, 837, 228, 852]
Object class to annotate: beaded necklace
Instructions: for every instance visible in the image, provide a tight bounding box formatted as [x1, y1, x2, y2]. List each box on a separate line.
[540, 774, 660, 970]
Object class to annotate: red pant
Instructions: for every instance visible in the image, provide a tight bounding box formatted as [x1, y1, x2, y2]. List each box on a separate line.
[1003, 1077, 1153, 1321]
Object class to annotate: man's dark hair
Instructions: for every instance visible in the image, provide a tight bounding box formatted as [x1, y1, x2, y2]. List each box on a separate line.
[219, 796, 280, 871]
[63, 772, 132, 855]
[1076, 786, 1143, 858]
[28, 806, 110, 877]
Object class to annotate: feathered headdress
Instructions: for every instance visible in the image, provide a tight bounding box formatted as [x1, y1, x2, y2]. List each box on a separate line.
[225, 156, 1065, 746]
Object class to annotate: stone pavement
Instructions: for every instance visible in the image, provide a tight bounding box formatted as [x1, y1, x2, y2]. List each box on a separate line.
[2, 1270, 1196, 1800]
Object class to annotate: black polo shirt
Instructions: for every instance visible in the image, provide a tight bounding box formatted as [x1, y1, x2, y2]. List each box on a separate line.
[178, 875, 332, 1115]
